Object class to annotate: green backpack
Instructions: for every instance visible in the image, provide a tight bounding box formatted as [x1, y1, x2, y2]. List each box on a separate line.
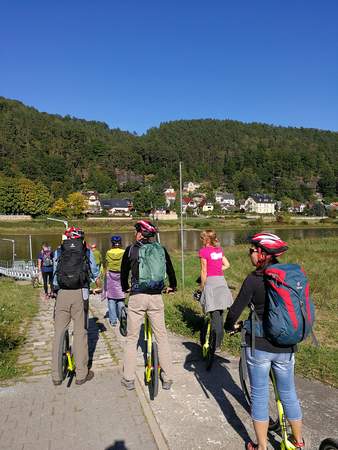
[138, 242, 166, 290]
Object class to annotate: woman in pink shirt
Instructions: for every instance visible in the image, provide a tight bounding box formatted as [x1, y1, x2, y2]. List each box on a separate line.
[199, 229, 233, 351]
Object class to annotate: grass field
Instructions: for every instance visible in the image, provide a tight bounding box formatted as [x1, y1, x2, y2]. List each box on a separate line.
[0, 216, 336, 234]
[164, 236, 338, 387]
[0, 279, 39, 380]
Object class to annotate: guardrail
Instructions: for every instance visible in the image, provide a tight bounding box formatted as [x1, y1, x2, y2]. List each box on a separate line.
[0, 260, 39, 281]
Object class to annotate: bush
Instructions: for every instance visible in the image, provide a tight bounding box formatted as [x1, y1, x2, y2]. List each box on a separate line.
[276, 213, 292, 224]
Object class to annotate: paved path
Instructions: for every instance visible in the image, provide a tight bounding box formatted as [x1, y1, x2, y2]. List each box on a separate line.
[0, 293, 157, 450]
[107, 296, 338, 450]
[1, 292, 338, 450]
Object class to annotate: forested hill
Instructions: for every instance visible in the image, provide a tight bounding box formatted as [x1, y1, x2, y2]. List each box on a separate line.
[0, 96, 337, 201]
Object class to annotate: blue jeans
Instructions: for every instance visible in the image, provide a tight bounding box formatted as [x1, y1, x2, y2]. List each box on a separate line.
[245, 347, 302, 422]
[107, 298, 125, 325]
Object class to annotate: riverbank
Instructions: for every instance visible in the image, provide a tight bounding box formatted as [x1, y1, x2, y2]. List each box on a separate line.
[166, 236, 338, 387]
[0, 278, 39, 380]
[0, 216, 337, 234]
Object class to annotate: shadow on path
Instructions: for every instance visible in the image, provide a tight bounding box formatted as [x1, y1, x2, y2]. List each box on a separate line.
[88, 316, 106, 368]
[177, 304, 204, 335]
[183, 340, 252, 444]
[105, 441, 128, 450]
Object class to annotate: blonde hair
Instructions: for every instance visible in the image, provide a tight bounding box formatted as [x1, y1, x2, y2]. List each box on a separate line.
[200, 229, 219, 247]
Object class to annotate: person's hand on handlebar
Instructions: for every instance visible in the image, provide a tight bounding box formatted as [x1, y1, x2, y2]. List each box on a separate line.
[228, 321, 243, 335]
[163, 287, 176, 294]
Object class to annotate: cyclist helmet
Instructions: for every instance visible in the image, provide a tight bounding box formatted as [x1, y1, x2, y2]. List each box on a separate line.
[64, 226, 84, 240]
[111, 235, 122, 246]
[250, 232, 288, 256]
[134, 220, 157, 238]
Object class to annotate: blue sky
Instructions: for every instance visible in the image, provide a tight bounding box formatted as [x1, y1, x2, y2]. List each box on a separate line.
[1, 0, 337, 134]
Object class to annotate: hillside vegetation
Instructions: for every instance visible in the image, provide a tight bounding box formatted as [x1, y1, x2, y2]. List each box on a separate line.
[0, 97, 337, 204]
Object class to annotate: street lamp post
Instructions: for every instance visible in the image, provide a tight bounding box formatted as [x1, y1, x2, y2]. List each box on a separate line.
[1, 238, 16, 267]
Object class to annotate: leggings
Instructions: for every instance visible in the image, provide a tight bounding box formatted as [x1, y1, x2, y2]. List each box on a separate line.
[210, 310, 224, 348]
[42, 271, 53, 294]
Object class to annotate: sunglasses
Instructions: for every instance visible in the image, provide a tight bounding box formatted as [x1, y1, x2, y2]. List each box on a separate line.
[249, 248, 258, 255]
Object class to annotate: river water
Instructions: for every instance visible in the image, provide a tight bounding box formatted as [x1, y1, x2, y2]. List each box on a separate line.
[0, 228, 337, 262]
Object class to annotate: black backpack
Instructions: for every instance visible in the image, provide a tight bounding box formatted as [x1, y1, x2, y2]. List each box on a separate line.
[56, 239, 91, 290]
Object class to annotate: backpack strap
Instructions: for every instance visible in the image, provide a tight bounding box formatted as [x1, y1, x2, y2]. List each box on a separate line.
[85, 247, 93, 280]
[249, 303, 260, 357]
[240, 327, 249, 382]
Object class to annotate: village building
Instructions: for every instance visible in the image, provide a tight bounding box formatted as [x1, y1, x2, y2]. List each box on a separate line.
[164, 186, 177, 207]
[100, 199, 132, 216]
[183, 181, 200, 194]
[215, 192, 235, 208]
[202, 203, 214, 212]
[82, 191, 101, 214]
[182, 197, 198, 213]
[244, 194, 275, 214]
[288, 202, 307, 214]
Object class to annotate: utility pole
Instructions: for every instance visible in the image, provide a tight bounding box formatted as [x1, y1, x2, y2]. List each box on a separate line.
[179, 162, 185, 296]
[29, 235, 33, 261]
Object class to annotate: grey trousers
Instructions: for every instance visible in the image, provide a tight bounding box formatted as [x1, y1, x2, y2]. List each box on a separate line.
[123, 293, 173, 382]
[51, 289, 88, 381]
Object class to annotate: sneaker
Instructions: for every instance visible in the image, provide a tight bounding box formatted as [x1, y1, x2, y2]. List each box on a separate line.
[215, 347, 222, 354]
[121, 377, 135, 390]
[52, 379, 62, 386]
[110, 321, 117, 328]
[161, 379, 173, 390]
[75, 370, 94, 385]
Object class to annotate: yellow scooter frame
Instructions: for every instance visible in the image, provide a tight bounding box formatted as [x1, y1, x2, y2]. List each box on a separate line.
[270, 371, 297, 450]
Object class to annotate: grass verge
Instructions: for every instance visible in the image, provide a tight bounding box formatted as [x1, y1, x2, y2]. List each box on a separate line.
[0, 278, 39, 380]
[164, 236, 338, 387]
[0, 217, 336, 234]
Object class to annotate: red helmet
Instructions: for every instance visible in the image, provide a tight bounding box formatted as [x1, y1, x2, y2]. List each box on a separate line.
[64, 226, 84, 240]
[134, 220, 157, 238]
[250, 232, 288, 256]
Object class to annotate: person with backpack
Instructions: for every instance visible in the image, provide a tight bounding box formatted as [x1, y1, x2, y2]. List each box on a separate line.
[38, 242, 54, 299]
[224, 233, 308, 450]
[51, 226, 100, 386]
[102, 235, 126, 327]
[120, 220, 177, 391]
[198, 229, 233, 352]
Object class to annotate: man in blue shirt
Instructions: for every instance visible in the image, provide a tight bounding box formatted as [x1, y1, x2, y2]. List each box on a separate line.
[51, 227, 100, 386]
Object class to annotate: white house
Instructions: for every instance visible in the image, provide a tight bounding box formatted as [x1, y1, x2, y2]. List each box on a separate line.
[244, 194, 275, 214]
[202, 203, 214, 212]
[288, 202, 307, 214]
[82, 191, 101, 214]
[164, 187, 177, 207]
[215, 192, 235, 207]
[183, 181, 200, 193]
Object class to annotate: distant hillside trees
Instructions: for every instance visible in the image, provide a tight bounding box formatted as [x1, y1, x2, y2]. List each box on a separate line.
[0, 97, 337, 212]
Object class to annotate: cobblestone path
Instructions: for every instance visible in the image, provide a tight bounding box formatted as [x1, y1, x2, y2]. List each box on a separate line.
[0, 292, 157, 450]
[16, 292, 122, 377]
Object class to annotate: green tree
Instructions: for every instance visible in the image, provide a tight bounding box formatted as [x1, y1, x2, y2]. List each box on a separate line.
[133, 188, 157, 214]
[17, 178, 51, 216]
[49, 198, 68, 217]
[66, 192, 87, 218]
